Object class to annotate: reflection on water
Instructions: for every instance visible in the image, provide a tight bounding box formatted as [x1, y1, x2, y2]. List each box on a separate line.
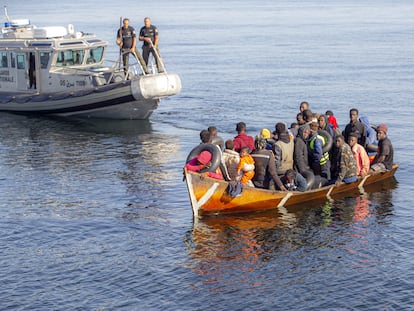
[0, 113, 180, 218]
[185, 210, 283, 292]
[185, 179, 398, 293]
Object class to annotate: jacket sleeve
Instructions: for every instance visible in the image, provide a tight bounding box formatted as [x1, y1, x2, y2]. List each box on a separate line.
[313, 138, 323, 162]
[268, 152, 284, 189]
[360, 124, 367, 147]
[361, 147, 370, 175]
[295, 173, 308, 192]
[294, 141, 308, 173]
[273, 144, 282, 169]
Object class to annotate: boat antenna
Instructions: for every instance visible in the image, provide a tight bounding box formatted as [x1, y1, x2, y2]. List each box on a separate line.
[4, 6, 12, 23]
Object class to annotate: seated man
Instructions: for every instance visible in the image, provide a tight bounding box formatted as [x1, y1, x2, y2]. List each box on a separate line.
[251, 136, 287, 191]
[281, 169, 307, 192]
[342, 108, 367, 148]
[185, 151, 223, 180]
[333, 135, 357, 186]
[348, 133, 370, 177]
[222, 140, 240, 181]
[233, 122, 255, 152]
[369, 124, 394, 174]
[359, 116, 378, 151]
[272, 122, 294, 176]
[294, 124, 324, 189]
[308, 121, 331, 181]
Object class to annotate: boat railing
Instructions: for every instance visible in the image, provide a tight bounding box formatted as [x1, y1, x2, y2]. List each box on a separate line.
[148, 41, 167, 74]
[50, 65, 122, 86]
[115, 50, 147, 78]
[49, 57, 142, 86]
[48, 49, 167, 87]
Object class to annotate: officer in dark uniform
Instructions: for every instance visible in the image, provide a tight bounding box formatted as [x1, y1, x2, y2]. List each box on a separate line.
[139, 17, 163, 73]
[116, 18, 147, 75]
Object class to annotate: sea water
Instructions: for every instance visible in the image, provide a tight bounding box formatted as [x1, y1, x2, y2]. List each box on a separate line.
[0, 0, 413, 309]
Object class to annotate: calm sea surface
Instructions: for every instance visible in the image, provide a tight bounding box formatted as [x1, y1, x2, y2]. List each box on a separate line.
[1, 0, 413, 310]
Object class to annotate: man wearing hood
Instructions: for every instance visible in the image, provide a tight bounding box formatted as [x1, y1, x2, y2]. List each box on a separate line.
[359, 115, 378, 152]
[251, 136, 287, 191]
[294, 124, 317, 189]
[308, 121, 331, 181]
[272, 122, 294, 176]
[318, 114, 335, 138]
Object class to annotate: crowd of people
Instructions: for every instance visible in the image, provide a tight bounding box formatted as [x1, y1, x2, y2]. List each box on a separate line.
[116, 17, 163, 75]
[185, 101, 394, 192]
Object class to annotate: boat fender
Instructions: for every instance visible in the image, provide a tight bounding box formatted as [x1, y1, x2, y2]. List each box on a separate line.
[186, 143, 221, 173]
[318, 129, 333, 153]
[211, 136, 225, 152]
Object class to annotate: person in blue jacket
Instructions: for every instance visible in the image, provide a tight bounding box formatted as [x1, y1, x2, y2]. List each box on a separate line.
[359, 115, 378, 152]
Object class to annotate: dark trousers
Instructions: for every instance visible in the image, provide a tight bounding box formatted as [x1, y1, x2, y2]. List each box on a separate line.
[311, 161, 331, 181]
[122, 48, 147, 74]
[142, 45, 163, 73]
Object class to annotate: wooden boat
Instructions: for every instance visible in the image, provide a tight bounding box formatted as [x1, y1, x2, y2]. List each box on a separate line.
[184, 164, 399, 218]
[0, 8, 181, 119]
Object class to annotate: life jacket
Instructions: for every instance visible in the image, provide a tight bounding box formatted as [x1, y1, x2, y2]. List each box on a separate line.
[309, 135, 329, 165]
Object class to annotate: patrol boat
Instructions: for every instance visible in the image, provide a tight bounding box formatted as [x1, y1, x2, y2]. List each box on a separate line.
[0, 10, 181, 119]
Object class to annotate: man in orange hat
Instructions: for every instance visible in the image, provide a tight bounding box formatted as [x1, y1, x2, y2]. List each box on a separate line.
[369, 124, 394, 174]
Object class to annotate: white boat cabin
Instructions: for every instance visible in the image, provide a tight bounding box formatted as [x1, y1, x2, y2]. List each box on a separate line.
[0, 19, 113, 94]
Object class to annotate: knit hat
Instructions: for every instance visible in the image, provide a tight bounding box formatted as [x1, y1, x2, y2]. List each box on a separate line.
[376, 124, 388, 134]
[197, 151, 212, 165]
[260, 128, 271, 139]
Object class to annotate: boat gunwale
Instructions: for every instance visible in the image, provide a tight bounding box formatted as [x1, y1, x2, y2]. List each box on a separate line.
[184, 164, 399, 218]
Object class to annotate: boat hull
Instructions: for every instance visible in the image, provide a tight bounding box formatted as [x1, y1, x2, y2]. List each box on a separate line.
[184, 164, 399, 218]
[0, 73, 181, 120]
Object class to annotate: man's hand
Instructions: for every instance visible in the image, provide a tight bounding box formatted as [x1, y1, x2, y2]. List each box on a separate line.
[280, 185, 288, 191]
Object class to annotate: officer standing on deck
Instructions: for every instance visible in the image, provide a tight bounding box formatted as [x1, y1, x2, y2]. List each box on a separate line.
[139, 17, 163, 73]
[116, 18, 147, 75]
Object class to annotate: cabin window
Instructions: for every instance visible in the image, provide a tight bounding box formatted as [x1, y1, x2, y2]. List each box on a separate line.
[10, 52, 16, 68]
[55, 50, 84, 66]
[40, 52, 50, 69]
[87, 47, 104, 64]
[17, 54, 25, 69]
[72, 50, 84, 65]
[0, 52, 8, 68]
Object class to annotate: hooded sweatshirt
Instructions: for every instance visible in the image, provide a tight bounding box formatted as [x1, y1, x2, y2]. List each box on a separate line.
[359, 116, 378, 145]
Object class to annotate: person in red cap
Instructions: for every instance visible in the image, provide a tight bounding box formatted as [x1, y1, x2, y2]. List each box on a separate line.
[185, 151, 223, 179]
[369, 124, 394, 174]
